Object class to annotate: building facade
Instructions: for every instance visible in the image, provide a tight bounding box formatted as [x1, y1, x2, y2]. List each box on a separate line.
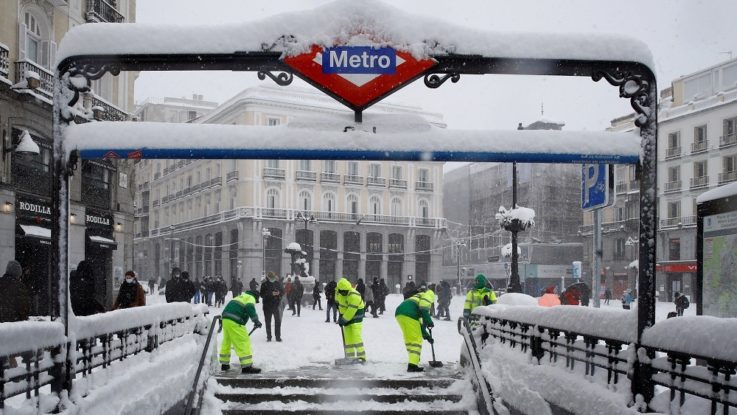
[582, 57, 737, 302]
[0, 0, 136, 313]
[442, 119, 583, 295]
[132, 86, 446, 291]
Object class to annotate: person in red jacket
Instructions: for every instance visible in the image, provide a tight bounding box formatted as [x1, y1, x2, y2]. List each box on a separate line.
[113, 271, 146, 309]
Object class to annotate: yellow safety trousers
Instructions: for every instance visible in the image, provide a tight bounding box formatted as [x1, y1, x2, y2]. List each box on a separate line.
[219, 319, 253, 367]
[396, 314, 423, 365]
[343, 322, 366, 361]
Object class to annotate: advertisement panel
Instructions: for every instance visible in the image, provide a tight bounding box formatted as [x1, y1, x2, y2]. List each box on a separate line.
[703, 210, 737, 317]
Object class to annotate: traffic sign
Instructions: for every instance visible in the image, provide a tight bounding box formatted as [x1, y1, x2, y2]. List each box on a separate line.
[581, 164, 613, 211]
[284, 45, 436, 110]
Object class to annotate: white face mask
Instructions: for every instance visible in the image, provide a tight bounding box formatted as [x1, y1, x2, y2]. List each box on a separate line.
[125, 277, 134, 283]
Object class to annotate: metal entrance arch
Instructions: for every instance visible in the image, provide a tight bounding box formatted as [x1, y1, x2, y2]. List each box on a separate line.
[51, 25, 658, 403]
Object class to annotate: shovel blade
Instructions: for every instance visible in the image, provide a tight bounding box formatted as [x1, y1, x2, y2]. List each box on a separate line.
[429, 361, 444, 368]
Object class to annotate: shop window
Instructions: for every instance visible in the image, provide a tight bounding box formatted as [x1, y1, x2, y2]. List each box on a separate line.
[669, 238, 681, 261]
[82, 161, 112, 209]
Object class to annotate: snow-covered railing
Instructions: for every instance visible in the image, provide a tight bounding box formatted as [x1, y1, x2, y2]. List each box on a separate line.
[0, 304, 208, 412]
[472, 306, 737, 414]
[640, 316, 737, 414]
[473, 305, 634, 397]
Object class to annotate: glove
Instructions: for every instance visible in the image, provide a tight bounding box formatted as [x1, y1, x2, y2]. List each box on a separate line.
[253, 321, 262, 329]
[217, 319, 223, 333]
[427, 337, 434, 344]
[338, 317, 347, 326]
[427, 320, 435, 328]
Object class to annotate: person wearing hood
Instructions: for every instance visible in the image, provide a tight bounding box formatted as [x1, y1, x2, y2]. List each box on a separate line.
[395, 285, 436, 372]
[113, 271, 146, 309]
[336, 277, 366, 363]
[0, 260, 31, 322]
[165, 267, 182, 303]
[71, 260, 106, 316]
[463, 274, 496, 318]
[220, 289, 263, 374]
[538, 286, 561, 307]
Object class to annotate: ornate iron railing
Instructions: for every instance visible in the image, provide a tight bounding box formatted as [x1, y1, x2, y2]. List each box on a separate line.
[0, 304, 207, 412]
[86, 94, 130, 121]
[690, 176, 709, 189]
[719, 171, 737, 184]
[665, 146, 681, 159]
[720, 133, 737, 148]
[0, 43, 9, 78]
[86, 0, 125, 23]
[415, 181, 433, 191]
[15, 60, 54, 100]
[343, 174, 364, 185]
[263, 167, 285, 179]
[320, 172, 340, 182]
[664, 180, 682, 193]
[295, 170, 317, 181]
[691, 139, 709, 154]
[389, 178, 407, 188]
[367, 177, 386, 186]
[226, 171, 239, 182]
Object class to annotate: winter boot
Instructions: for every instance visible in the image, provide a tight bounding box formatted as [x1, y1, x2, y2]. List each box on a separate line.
[241, 366, 262, 374]
[407, 364, 424, 372]
[221, 364, 230, 371]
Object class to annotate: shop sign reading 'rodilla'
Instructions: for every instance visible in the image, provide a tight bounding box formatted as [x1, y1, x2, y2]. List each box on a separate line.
[284, 45, 436, 109]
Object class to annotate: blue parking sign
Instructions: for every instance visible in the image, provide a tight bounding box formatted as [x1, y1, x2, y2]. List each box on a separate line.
[581, 164, 613, 211]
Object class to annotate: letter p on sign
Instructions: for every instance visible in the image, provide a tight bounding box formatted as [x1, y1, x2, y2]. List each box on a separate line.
[581, 164, 613, 211]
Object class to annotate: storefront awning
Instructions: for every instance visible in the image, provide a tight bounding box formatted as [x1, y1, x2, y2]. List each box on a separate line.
[19, 224, 51, 240]
[87, 234, 117, 250]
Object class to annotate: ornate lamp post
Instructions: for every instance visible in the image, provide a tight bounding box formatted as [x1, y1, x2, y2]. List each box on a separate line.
[261, 227, 271, 278]
[455, 239, 467, 292]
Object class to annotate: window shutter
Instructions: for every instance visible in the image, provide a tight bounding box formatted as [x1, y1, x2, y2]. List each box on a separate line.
[41, 40, 50, 68]
[18, 23, 27, 61]
[49, 41, 57, 69]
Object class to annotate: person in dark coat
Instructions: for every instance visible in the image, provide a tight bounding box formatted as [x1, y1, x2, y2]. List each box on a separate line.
[436, 280, 452, 320]
[324, 279, 338, 323]
[249, 277, 259, 293]
[379, 279, 389, 314]
[180, 271, 196, 303]
[214, 276, 227, 307]
[71, 260, 105, 316]
[312, 283, 322, 310]
[232, 279, 244, 298]
[113, 270, 146, 309]
[356, 278, 366, 299]
[259, 272, 284, 342]
[291, 277, 304, 316]
[165, 267, 182, 303]
[402, 281, 418, 299]
[0, 260, 31, 322]
[674, 292, 689, 316]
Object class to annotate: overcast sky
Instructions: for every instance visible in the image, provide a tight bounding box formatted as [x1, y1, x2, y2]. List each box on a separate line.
[134, 0, 736, 145]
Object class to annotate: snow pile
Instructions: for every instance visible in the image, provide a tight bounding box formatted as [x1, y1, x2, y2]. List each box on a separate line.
[501, 243, 521, 258]
[496, 206, 536, 229]
[696, 180, 737, 204]
[286, 242, 302, 251]
[626, 259, 638, 270]
[71, 303, 207, 339]
[56, 0, 654, 70]
[641, 316, 737, 361]
[495, 293, 538, 306]
[474, 304, 636, 342]
[0, 321, 65, 355]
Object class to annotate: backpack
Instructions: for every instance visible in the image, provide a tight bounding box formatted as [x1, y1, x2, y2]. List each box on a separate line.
[681, 296, 690, 309]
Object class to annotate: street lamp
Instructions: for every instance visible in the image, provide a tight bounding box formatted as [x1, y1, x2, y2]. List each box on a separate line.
[455, 239, 467, 293]
[261, 227, 271, 278]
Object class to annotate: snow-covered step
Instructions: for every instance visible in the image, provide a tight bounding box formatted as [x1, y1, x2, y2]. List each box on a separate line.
[215, 377, 455, 389]
[216, 391, 464, 404]
[222, 410, 468, 415]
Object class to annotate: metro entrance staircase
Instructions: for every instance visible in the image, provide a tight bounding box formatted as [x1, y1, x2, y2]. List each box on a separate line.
[211, 364, 474, 414]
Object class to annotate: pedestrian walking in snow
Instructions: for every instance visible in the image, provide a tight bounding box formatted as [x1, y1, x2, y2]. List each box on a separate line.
[336, 278, 366, 363]
[364, 281, 377, 318]
[604, 288, 612, 305]
[395, 285, 436, 372]
[249, 277, 259, 293]
[402, 281, 418, 299]
[312, 283, 322, 310]
[113, 271, 146, 309]
[259, 272, 283, 342]
[71, 260, 106, 316]
[232, 279, 243, 298]
[674, 292, 689, 316]
[378, 279, 389, 314]
[436, 280, 452, 320]
[220, 289, 262, 374]
[193, 278, 202, 304]
[325, 279, 338, 323]
[285, 277, 294, 311]
[356, 278, 366, 300]
[148, 279, 156, 295]
[622, 290, 634, 310]
[180, 271, 196, 303]
[291, 277, 304, 316]
[0, 260, 31, 323]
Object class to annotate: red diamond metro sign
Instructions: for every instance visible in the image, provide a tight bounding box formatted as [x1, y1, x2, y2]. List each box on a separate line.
[284, 45, 437, 112]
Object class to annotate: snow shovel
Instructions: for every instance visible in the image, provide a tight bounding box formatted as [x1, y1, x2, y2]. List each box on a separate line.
[248, 324, 260, 336]
[334, 324, 360, 365]
[428, 327, 443, 368]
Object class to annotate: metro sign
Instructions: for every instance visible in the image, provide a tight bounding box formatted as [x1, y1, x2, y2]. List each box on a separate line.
[284, 45, 437, 111]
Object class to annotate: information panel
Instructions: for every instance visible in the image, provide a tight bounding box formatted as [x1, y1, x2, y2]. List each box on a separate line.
[703, 210, 737, 317]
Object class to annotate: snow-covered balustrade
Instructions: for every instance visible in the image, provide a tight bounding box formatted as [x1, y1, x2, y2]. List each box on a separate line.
[640, 316, 737, 413]
[472, 305, 635, 395]
[0, 304, 208, 412]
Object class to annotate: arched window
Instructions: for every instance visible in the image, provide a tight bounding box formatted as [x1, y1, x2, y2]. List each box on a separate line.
[299, 190, 312, 211]
[369, 195, 381, 216]
[20, 8, 52, 67]
[266, 188, 279, 209]
[418, 199, 430, 218]
[346, 193, 359, 216]
[322, 192, 336, 213]
[391, 197, 402, 217]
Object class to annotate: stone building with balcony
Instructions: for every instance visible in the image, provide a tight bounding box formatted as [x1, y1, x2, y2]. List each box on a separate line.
[132, 86, 446, 291]
[587, 57, 737, 303]
[0, 0, 136, 314]
[442, 119, 583, 295]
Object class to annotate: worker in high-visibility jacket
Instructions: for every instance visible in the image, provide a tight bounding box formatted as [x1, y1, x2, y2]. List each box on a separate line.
[395, 287, 436, 372]
[220, 290, 263, 374]
[335, 277, 366, 362]
[463, 274, 497, 318]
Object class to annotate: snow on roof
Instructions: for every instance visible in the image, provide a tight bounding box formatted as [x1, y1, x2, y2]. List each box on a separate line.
[64, 114, 640, 164]
[641, 316, 737, 362]
[56, 0, 654, 71]
[696, 181, 737, 204]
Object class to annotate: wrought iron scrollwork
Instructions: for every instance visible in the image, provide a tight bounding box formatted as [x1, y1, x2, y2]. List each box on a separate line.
[424, 72, 460, 89]
[59, 62, 122, 122]
[592, 69, 652, 127]
[257, 71, 294, 86]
